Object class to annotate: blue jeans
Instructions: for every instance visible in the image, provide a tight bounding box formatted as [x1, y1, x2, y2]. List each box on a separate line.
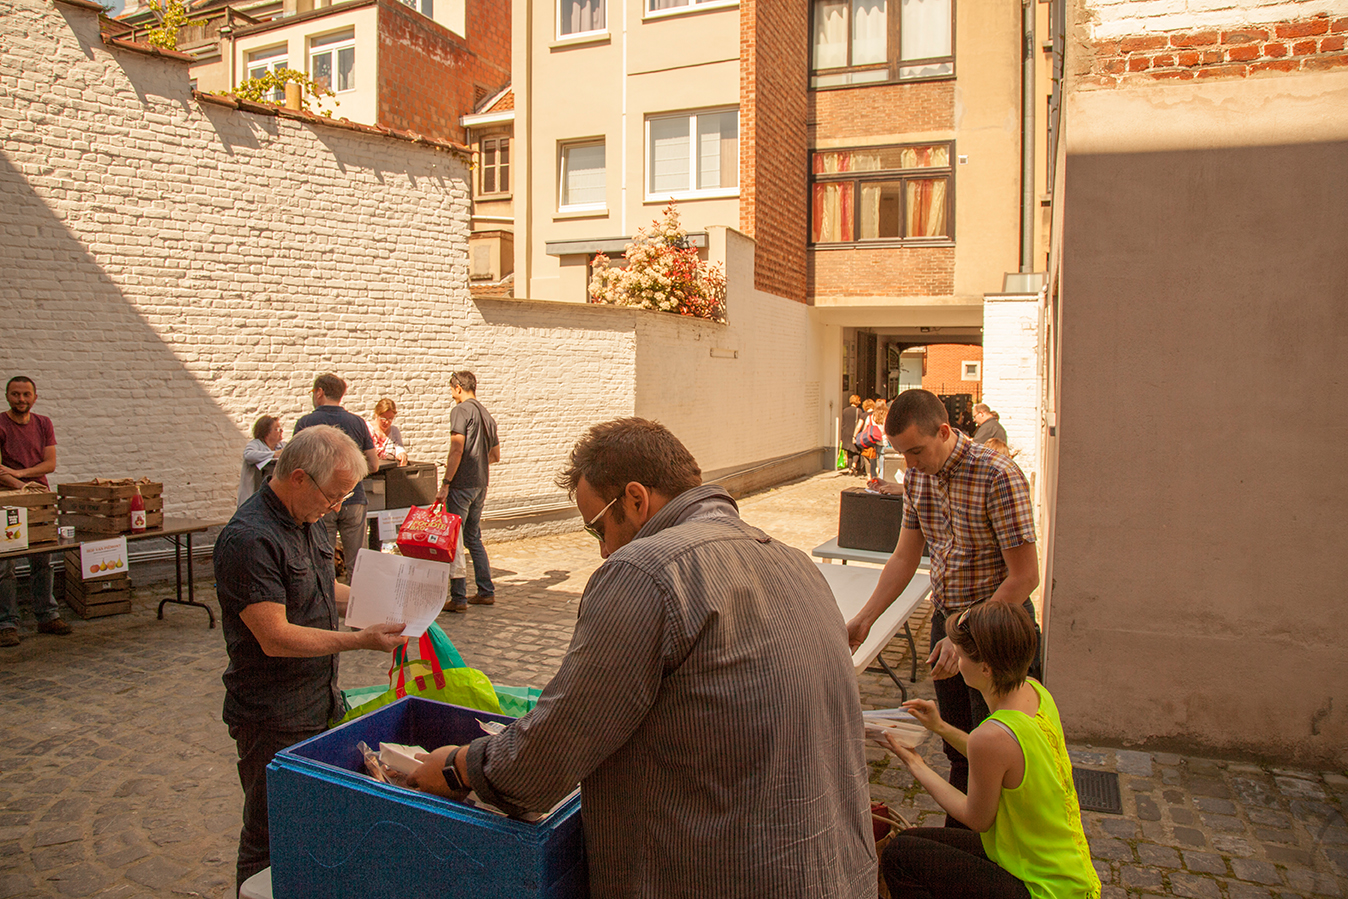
[320, 501, 368, 580]
[0, 554, 59, 630]
[445, 486, 493, 601]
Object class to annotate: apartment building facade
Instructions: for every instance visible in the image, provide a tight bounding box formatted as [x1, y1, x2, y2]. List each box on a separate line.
[511, 0, 1051, 469]
[120, 0, 510, 145]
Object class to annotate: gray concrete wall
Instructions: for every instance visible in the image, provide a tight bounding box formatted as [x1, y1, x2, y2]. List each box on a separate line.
[1044, 71, 1348, 767]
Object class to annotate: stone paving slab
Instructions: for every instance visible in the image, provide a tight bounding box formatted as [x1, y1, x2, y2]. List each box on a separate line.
[0, 471, 1343, 898]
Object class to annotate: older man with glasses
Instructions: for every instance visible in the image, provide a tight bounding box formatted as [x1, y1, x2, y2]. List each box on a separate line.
[214, 425, 406, 895]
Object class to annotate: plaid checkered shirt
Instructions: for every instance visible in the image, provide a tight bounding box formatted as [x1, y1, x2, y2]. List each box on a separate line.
[901, 430, 1036, 614]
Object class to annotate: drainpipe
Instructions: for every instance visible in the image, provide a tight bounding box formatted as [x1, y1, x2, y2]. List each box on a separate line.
[1020, 0, 1035, 272]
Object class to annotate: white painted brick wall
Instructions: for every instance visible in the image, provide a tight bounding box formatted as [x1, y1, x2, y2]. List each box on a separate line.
[981, 295, 1043, 493]
[1, 0, 634, 524]
[1086, 0, 1347, 39]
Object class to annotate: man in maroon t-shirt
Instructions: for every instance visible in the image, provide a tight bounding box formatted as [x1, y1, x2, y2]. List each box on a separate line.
[0, 376, 71, 646]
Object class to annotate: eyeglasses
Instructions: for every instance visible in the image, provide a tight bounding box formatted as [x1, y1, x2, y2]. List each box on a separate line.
[303, 470, 353, 511]
[951, 608, 981, 660]
[583, 496, 618, 542]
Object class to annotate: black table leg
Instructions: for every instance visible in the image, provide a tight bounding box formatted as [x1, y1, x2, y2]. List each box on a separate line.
[873, 655, 908, 703]
[157, 532, 215, 628]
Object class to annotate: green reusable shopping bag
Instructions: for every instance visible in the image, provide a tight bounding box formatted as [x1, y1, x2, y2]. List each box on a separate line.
[837, 444, 847, 470]
[335, 622, 501, 725]
[494, 685, 543, 717]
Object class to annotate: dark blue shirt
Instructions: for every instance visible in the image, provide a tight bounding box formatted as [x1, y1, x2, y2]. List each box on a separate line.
[216, 483, 340, 730]
[294, 405, 375, 506]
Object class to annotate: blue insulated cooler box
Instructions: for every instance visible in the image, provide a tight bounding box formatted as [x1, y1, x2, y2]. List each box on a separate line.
[267, 696, 587, 899]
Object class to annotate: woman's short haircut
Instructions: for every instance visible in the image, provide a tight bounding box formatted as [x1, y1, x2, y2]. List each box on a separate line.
[862, 399, 875, 412]
[275, 425, 366, 490]
[252, 415, 279, 441]
[886, 389, 948, 439]
[557, 418, 702, 505]
[849, 395, 861, 405]
[946, 601, 1039, 696]
[374, 398, 397, 417]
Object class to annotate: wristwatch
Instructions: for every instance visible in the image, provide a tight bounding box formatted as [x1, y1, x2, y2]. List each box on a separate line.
[442, 747, 468, 792]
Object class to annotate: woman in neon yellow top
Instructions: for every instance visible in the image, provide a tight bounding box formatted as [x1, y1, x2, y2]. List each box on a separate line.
[880, 602, 1101, 899]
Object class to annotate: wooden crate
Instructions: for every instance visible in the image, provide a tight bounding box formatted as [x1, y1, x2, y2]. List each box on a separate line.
[63, 550, 132, 618]
[57, 480, 163, 535]
[0, 488, 58, 546]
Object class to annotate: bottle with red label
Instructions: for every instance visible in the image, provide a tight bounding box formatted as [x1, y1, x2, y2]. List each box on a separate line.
[129, 485, 147, 533]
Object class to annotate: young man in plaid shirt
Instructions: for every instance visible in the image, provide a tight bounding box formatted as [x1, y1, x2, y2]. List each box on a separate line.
[847, 389, 1041, 826]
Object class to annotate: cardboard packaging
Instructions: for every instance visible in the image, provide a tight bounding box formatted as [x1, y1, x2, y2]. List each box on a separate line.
[2, 507, 28, 551]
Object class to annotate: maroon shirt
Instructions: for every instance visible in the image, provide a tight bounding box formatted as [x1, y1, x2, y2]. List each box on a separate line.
[0, 412, 56, 487]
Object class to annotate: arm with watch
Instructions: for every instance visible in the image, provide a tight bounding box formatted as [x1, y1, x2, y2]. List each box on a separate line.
[408, 743, 470, 798]
[433, 433, 467, 505]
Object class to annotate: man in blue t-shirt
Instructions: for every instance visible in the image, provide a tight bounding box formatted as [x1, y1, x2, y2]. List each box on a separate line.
[293, 373, 378, 580]
[434, 371, 500, 612]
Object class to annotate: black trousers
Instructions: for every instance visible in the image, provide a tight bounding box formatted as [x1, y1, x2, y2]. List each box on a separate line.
[930, 599, 1042, 828]
[230, 723, 324, 896]
[882, 827, 1031, 899]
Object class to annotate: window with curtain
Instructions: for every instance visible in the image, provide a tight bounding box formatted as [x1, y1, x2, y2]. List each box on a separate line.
[560, 141, 606, 209]
[560, 0, 605, 36]
[810, 0, 953, 88]
[646, 109, 738, 199]
[247, 46, 287, 102]
[647, 0, 736, 12]
[310, 30, 355, 94]
[810, 143, 952, 243]
[480, 137, 510, 195]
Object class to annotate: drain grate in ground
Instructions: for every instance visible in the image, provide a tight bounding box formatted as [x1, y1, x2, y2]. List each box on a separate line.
[1073, 768, 1123, 814]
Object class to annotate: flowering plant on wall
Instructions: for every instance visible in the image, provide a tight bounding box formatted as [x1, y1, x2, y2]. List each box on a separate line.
[588, 203, 727, 323]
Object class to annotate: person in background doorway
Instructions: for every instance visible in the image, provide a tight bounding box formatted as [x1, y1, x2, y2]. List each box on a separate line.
[294, 374, 379, 580]
[841, 394, 863, 475]
[972, 404, 1008, 445]
[0, 376, 71, 646]
[237, 415, 284, 508]
[368, 398, 408, 465]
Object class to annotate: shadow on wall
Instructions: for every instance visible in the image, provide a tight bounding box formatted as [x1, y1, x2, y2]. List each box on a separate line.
[0, 152, 243, 518]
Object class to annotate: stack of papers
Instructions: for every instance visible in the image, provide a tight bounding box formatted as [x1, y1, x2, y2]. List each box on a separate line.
[862, 709, 929, 747]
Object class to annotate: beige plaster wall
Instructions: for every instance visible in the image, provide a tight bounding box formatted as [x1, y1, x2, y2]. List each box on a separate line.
[234, 6, 380, 127]
[1045, 71, 1348, 767]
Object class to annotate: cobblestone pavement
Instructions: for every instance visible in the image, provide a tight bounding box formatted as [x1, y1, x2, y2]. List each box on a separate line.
[1, 471, 1344, 898]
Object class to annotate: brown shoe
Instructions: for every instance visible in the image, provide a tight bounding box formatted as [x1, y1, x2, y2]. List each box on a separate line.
[0, 628, 18, 647]
[467, 594, 495, 605]
[37, 618, 73, 636]
[447, 601, 468, 613]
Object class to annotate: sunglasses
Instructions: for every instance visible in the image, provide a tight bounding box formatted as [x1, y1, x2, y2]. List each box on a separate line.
[583, 496, 618, 542]
[950, 607, 981, 659]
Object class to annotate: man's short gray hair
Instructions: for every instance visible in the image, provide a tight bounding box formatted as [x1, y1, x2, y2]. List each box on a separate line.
[275, 425, 366, 489]
[973, 403, 992, 415]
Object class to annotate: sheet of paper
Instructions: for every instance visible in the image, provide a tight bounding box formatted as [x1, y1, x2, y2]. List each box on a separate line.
[344, 548, 452, 639]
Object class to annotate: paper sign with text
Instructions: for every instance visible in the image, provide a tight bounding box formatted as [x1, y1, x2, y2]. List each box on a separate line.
[80, 537, 129, 580]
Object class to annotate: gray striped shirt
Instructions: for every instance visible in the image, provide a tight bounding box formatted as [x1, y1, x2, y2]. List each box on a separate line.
[465, 485, 877, 899]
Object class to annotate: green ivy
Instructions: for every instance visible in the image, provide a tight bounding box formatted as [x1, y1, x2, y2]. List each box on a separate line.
[143, 0, 206, 51]
[231, 68, 339, 117]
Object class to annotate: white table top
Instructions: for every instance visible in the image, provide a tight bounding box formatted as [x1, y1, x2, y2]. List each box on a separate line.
[814, 561, 931, 673]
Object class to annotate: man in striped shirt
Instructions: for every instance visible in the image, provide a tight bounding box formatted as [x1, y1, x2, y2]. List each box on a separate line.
[847, 389, 1040, 826]
[411, 418, 876, 898]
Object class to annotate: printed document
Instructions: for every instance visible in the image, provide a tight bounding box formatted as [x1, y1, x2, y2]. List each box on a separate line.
[344, 548, 452, 638]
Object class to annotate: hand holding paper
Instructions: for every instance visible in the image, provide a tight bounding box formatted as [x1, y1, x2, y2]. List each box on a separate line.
[344, 548, 454, 639]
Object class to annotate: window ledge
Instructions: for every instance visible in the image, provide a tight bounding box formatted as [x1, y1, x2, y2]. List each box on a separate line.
[642, 0, 738, 22]
[550, 32, 611, 50]
[810, 240, 955, 250]
[553, 207, 610, 221]
[810, 72, 956, 92]
[643, 190, 738, 204]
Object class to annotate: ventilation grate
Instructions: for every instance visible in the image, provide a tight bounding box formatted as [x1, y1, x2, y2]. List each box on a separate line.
[1073, 768, 1123, 815]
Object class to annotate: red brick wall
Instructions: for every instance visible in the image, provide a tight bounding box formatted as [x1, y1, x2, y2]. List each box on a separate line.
[1085, 14, 1347, 85]
[809, 246, 955, 297]
[921, 343, 982, 398]
[739, 0, 809, 303]
[376, 0, 510, 145]
[808, 79, 955, 141]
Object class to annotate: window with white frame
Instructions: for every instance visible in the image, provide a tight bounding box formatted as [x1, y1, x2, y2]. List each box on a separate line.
[811, 0, 953, 89]
[397, 0, 434, 18]
[480, 136, 510, 195]
[247, 45, 288, 102]
[560, 141, 606, 210]
[310, 30, 356, 94]
[646, 108, 738, 200]
[962, 360, 981, 380]
[647, 0, 736, 14]
[559, 0, 605, 37]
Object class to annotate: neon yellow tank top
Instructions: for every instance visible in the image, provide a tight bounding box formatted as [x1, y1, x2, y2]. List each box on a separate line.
[981, 679, 1101, 899]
